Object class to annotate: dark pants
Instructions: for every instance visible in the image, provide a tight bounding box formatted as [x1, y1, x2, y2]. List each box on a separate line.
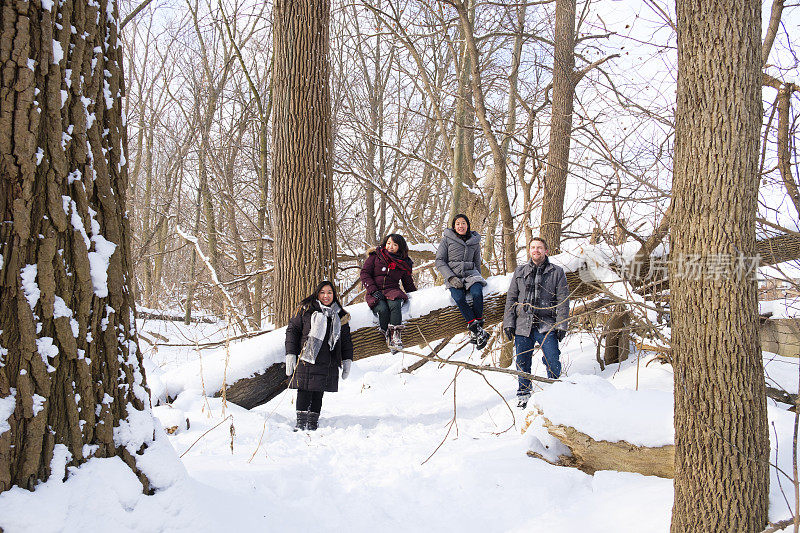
[297, 389, 324, 413]
[374, 298, 403, 330]
[515, 329, 562, 397]
[449, 283, 484, 324]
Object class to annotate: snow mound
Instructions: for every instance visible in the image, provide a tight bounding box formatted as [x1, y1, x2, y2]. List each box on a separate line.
[533, 374, 674, 447]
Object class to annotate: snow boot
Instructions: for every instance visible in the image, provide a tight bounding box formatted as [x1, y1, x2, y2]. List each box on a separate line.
[294, 411, 309, 431]
[474, 318, 489, 350]
[307, 411, 320, 431]
[467, 321, 479, 344]
[380, 327, 393, 352]
[516, 395, 530, 409]
[389, 324, 405, 352]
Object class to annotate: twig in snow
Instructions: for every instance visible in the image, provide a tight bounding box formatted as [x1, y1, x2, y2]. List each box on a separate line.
[179, 414, 233, 458]
[762, 517, 797, 533]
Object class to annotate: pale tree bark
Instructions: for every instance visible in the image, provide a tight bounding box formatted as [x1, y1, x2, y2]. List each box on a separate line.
[271, 0, 337, 325]
[670, 1, 768, 530]
[0, 1, 156, 492]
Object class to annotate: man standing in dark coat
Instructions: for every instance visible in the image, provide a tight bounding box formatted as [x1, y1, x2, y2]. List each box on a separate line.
[502, 238, 570, 408]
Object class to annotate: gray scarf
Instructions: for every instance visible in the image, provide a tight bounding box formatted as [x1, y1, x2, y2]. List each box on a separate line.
[299, 301, 342, 364]
[524, 258, 548, 315]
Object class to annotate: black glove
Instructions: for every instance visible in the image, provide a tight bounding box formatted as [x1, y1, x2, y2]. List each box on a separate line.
[556, 329, 566, 342]
[449, 277, 464, 289]
[372, 290, 386, 302]
[504, 327, 515, 341]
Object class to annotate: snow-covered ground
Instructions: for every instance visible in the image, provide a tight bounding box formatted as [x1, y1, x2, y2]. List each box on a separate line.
[0, 316, 798, 532]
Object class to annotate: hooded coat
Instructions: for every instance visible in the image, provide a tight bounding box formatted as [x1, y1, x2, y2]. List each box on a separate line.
[285, 301, 353, 392]
[435, 228, 487, 289]
[360, 246, 417, 308]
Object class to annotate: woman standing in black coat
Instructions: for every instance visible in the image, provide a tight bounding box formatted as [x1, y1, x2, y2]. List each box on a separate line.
[284, 281, 354, 431]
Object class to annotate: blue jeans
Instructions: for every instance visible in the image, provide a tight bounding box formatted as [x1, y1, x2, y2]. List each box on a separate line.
[449, 284, 484, 324]
[515, 329, 561, 396]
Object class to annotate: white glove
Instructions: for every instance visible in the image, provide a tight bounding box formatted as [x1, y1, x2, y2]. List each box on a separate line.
[341, 359, 352, 380]
[285, 354, 297, 376]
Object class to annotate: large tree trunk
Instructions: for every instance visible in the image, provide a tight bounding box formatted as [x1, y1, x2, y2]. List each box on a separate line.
[271, 0, 337, 325]
[0, 1, 154, 493]
[539, 0, 576, 254]
[670, 1, 768, 530]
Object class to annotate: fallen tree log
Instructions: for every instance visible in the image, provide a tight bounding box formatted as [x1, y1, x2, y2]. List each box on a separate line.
[217, 233, 800, 409]
[760, 317, 800, 359]
[526, 411, 675, 478]
[137, 309, 218, 324]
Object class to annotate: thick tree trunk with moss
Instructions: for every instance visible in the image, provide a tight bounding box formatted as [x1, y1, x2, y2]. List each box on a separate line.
[670, 1, 768, 530]
[0, 1, 154, 493]
[271, 0, 337, 325]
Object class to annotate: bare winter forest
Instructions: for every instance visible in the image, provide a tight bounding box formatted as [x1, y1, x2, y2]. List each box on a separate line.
[1, 0, 800, 531]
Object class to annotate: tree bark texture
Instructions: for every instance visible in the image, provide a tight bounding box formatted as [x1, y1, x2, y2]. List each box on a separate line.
[539, 0, 576, 254]
[0, 1, 154, 493]
[271, 0, 337, 326]
[670, 1, 768, 530]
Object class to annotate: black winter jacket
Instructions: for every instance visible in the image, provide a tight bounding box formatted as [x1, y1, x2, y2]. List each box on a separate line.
[285, 302, 354, 392]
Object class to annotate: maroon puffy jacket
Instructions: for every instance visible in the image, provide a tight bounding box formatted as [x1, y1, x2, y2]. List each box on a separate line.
[360, 247, 417, 308]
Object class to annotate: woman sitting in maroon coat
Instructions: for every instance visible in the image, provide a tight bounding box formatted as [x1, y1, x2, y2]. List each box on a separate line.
[360, 233, 417, 353]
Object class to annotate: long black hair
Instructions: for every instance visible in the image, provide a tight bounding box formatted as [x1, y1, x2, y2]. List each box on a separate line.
[380, 233, 409, 259]
[451, 213, 471, 237]
[296, 280, 344, 314]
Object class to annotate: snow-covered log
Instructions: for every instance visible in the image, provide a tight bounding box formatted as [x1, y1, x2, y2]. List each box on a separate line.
[157, 233, 800, 409]
[523, 376, 675, 478]
[136, 308, 218, 324]
[529, 414, 675, 478]
[760, 318, 800, 359]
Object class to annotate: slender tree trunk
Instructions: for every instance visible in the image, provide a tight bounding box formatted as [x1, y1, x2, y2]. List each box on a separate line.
[253, 118, 269, 327]
[539, 0, 576, 254]
[0, 0, 155, 493]
[151, 216, 168, 304]
[223, 141, 256, 329]
[453, 0, 516, 271]
[271, 0, 337, 325]
[184, 184, 203, 324]
[776, 84, 800, 217]
[198, 121, 220, 277]
[142, 127, 154, 305]
[670, 1, 768, 530]
[450, 23, 475, 224]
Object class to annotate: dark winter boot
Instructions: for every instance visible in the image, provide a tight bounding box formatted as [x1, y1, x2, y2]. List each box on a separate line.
[307, 411, 320, 431]
[474, 318, 489, 350]
[294, 411, 309, 431]
[467, 321, 479, 344]
[389, 324, 405, 352]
